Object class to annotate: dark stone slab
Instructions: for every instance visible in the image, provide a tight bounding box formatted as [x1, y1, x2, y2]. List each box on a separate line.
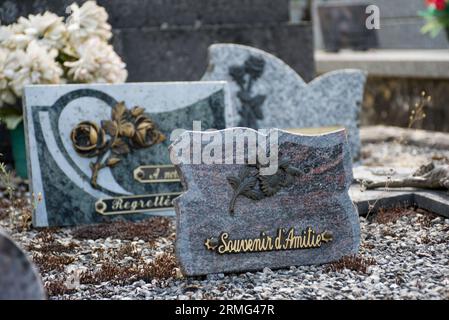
[171, 128, 360, 275]
[368, 0, 424, 19]
[113, 23, 315, 82]
[318, 2, 378, 52]
[376, 20, 449, 49]
[316, 0, 447, 49]
[0, 228, 45, 300]
[320, 0, 425, 19]
[23, 82, 233, 227]
[0, 0, 289, 27]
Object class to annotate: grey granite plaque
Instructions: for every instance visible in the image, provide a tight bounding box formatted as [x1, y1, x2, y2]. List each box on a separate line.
[23, 82, 234, 227]
[171, 128, 360, 275]
[0, 228, 45, 300]
[201, 43, 366, 160]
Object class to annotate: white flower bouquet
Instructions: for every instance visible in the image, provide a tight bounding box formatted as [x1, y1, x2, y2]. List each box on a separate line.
[0, 1, 128, 130]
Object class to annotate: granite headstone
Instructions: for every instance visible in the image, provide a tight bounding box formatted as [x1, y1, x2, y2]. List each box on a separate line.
[201, 44, 366, 160]
[171, 128, 360, 275]
[0, 228, 45, 300]
[23, 82, 234, 227]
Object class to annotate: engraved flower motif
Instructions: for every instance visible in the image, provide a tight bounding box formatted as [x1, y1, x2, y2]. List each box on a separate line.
[229, 55, 266, 129]
[70, 121, 106, 156]
[244, 56, 265, 80]
[229, 65, 245, 84]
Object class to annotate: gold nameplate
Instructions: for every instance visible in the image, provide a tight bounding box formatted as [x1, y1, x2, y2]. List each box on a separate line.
[95, 192, 181, 215]
[205, 227, 333, 254]
[134, 165, 180, 183]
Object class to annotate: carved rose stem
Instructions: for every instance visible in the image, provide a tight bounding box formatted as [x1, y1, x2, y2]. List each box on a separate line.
[246, 76, 253, 93]
[229, 193, 239, 215]
[89, 136, 118, 188]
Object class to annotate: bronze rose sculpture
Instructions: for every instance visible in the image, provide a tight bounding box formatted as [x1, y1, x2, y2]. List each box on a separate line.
[71, 102, 165, 188]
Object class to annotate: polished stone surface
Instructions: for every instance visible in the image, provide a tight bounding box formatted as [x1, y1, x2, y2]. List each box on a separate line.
[202, 44, 366, 159]
[23, 82, 232, 227]
[172, 128, 360, 275]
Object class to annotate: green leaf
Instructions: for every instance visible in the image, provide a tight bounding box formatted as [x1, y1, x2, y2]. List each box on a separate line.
[0, 107, 23, 130]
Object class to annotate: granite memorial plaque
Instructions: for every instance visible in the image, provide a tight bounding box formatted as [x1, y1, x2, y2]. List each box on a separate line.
[23, 82, 234, 227]
[171, 128, 360, 275]
[0, 228, 45, 300]
[201, 43, 366, 160]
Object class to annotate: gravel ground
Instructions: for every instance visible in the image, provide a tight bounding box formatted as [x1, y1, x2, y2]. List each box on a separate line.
[1, 139, 449, 300]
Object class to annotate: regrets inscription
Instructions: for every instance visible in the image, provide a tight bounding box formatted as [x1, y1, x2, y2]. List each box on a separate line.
[95, 192, 181, 215]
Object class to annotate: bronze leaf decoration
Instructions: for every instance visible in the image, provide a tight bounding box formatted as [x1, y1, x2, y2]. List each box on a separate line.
[71, 102, 166, 188]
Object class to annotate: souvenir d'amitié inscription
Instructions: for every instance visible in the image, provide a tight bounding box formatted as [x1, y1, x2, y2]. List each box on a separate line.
[24, 82, 232, 227]
[171, 128, 360, 275]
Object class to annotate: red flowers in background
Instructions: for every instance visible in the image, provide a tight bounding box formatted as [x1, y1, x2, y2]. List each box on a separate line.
[426, 0, 447, 11]
[421, 0, 449, 36]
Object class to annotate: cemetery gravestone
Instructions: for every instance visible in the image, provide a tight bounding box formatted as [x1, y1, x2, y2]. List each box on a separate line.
[201, 44, 366, 160]
[171, 128, 360, 275]
[23, 82, 234, 227]
[0, 228, 45, 300]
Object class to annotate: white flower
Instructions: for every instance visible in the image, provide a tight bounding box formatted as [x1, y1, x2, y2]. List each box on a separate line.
[0, 23, 29, 50]
[66, 1, 112, 45]
[64, 37, 127, 84]
[0, 47, 18, 107]
[10, 12, 67, 50]
[9, 41, 63, 97]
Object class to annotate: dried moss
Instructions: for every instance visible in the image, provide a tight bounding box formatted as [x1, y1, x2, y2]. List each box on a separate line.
[373, 207, 413, 224]
[373, 206, 438, 225]
[80, 262, 135, 284]
[115, 242, 141, 259]
[33, 254, 75, 273]
[79, 253, 179, 285]
[72, 217, 172, 243]
[45, 280, 76, 297]
[35, 228, 61, 242]
[142, 253, 178, 280]
[325, 255, 376, 274]
[28, 241, 79, 254]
